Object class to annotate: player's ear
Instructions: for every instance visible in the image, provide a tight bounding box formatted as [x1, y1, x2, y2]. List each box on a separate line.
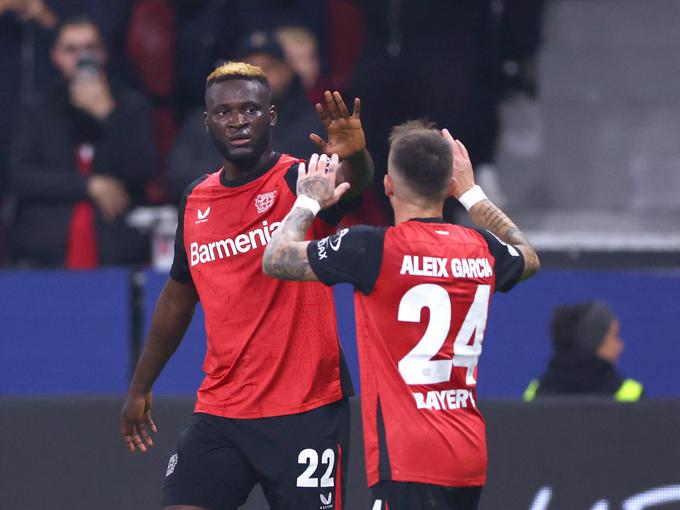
[384, 174, 394, 197]
[269, 105, 278, 127]
[446, 177, 456, 198]
[203, 111, 209, 133]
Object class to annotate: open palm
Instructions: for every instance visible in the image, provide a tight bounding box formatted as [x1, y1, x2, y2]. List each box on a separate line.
[310, 91, 365, 160]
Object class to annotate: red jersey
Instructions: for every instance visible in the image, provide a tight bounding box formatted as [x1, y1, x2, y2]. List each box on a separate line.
[170, 153, 354, 419]
[308, 219, 525, 487]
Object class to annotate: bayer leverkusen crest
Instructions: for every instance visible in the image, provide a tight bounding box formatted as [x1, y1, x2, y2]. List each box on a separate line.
[255, 190, 278, 214]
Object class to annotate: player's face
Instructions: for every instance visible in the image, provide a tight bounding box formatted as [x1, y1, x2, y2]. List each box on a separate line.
[597, 319, 624, 364]
[204, 79, 277, 165]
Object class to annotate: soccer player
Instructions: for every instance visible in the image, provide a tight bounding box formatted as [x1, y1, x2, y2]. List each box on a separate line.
[120, 62, 373, 510]
[262, 121, 540, 510]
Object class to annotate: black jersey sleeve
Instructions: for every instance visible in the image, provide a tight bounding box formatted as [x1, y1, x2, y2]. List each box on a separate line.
[474, 229, 525, 293]
[169, 175, 209, 283]
[307, 225, 387, 294]
[284, 161, 362, 226]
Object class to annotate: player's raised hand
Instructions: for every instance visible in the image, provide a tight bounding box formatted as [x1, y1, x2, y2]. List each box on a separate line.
[442, 128, 476, 200]
[120, 391, 157, 453]
[297, 153, 350, 209]
[310, 91, 365, 160]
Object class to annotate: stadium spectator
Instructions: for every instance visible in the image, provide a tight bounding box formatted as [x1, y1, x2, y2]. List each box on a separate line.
[235, 0, 330, 75]
[166, 31, 323, 202]
[0, 0, 59, 263]
[524, 302, 644, 402]
[120, 62, 373, 509]
[169, 0, 330, 113]
[0, 1, 135, 193]
[8, 16, 155, 267]
[168, 0, 241, 113]
[262, 122, 540, 509]
[348, 0, 504, 216]
[275, 24, 330, 104]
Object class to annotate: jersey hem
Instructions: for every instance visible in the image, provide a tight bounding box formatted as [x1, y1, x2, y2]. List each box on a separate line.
[368, 472, 486, 488]
[193, 390, 346, 419]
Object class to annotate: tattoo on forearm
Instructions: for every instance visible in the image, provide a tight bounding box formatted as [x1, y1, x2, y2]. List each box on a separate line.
[270, 243, 316, 280]
[263, 207, 316, 280]
[475, 201, 526, 244]
[470, 199, 540, 277]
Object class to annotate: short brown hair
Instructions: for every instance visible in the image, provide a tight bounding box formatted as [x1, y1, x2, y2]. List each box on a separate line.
[388, 120, 453, 198]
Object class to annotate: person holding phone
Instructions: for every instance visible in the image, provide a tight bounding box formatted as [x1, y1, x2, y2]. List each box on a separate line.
[9, 15, 155, 267]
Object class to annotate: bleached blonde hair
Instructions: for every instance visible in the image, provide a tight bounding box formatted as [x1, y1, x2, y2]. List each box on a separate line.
[206, 61, 269, 87]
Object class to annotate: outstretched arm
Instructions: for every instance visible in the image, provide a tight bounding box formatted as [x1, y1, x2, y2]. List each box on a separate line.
[311, 91, 374, 199]
[120, 278, 198, 452]
[443, 129, 540, 280]
[263, 153, 349, 280]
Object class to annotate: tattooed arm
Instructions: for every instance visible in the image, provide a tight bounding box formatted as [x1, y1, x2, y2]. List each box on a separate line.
[263, 206, 316, 281]
[443, 129, 540, 280]
[263, 153, 350, 281]
[468, 199, 540, 280]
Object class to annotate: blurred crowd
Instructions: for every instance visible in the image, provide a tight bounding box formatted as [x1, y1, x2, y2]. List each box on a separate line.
[0, 0, 545, 268]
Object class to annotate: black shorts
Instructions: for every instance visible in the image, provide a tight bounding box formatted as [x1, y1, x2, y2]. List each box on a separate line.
[162, 399, 350, 510]
[371, 481, 482, 510]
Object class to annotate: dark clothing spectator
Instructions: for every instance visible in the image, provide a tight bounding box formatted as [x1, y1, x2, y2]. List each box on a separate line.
[236, 0, 330, 76]
[166, 108, 219, 203]
[8, 79, 155, 266]
[167, 74, 322, 202]
[169, 0, 241, 112]
[270, 74, 324, 157]
[529, 354, 636, 398]
[348, 0, 500, 220]
[0, 2, 136, 267]
[168, 0, 330, 113]
[0, 15, 23, 197]
[524, 302, 644, 402]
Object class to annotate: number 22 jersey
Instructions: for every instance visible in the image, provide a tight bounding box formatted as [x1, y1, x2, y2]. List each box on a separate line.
[308, 218, 525, 487]
[170, 153, 355, 419]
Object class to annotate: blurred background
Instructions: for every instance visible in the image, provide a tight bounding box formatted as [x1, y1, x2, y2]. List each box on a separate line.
[1, 0, 679, 509]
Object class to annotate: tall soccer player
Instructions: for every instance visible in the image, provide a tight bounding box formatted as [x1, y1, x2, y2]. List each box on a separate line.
[263, 121, 540, 510]
[120, 62, 373, 510]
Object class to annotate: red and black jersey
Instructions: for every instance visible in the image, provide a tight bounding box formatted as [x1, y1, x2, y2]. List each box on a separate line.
[170, 152, 355, 419]
[308, 219, 525, 488]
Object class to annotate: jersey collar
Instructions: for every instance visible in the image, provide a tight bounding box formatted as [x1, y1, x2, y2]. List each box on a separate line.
[219, 152, 281, 188]
[408, 217, 445, 223]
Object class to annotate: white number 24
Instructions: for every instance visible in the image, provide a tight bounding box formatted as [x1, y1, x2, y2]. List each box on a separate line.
[296, 448, 335, 488]
[397, 284, 490, 386]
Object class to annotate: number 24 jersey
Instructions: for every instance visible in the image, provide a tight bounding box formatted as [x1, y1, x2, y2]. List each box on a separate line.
[308, 218, 525, 487]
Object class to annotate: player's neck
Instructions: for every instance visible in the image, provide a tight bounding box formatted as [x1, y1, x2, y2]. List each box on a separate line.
[222, 148, 275, 181]
[393, 201, 443, 225]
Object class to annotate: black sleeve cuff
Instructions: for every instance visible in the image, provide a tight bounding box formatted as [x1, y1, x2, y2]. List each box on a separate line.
[317, 194, 363, 226]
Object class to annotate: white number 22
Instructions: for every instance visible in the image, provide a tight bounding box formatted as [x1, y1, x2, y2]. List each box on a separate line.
[397, 284, 490, 386]
[296, 448, 335, 488]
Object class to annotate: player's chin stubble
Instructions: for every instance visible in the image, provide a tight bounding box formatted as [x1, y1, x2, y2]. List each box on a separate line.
[210, 132, 270, 167]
